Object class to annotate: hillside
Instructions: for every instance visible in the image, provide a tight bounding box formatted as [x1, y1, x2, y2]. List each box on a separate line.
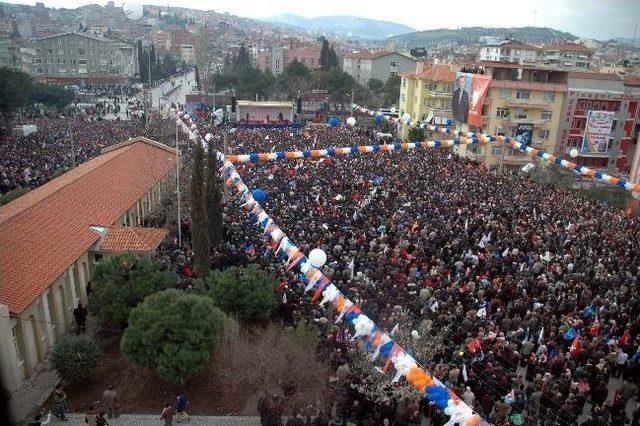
[388, 26, 578, 48]
[262, 14, 416, 40]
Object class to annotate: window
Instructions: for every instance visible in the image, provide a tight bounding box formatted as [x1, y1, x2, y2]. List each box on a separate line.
[541, 110, 553, 120]
[78, 67, 87, 74]
[57, 39, 62, 44]
[78, 59, 87, 65]
[58, 49, 65, 55]
[538, 129, 550, 139]
[491, 146, 503, 155]
[78, 48, 86, 55]
[390, 61, 397, 67]
[390, 71, 398, 76]
[544, 92, 555, 102]
[515, 108, 527, 119]
[301, 58, 306, 63]
[500, 89, 511, 100]
[33, 58, 42, 64]
[100, 60, 108, 66]
[57, 58, 65, 64]
[402, 79, 407, 88]
[428, 81, 436, 91]
[442, 84, 452, 92]
[496, 107, 510, 118]
[516, 90, 531, 100]
[46, 58, 53, 64]
[58, 68, 67, 74]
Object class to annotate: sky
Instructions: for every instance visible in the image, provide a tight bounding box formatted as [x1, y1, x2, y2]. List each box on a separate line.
[6, 0, 640, 40]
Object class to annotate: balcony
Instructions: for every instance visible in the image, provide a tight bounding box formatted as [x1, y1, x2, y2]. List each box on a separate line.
[426, 90, 452, 98]
[501, 117, 553, 126]
[506, 100, 552, 109]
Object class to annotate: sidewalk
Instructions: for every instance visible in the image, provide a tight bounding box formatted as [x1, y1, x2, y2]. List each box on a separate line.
[55, 414, 261, 425]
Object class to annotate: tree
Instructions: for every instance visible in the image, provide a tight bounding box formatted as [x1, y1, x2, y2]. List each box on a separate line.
[367, 78, 384, 96]
[319, 37, 337, 70]
[233, 43, 251, 70]
[407, 127, 426, 142]
[288, 319, 319, 350]
[30, 83, 74, 109]
[190, 141, 211, 277]
[278, 59, 312, 99]
[51, 336, 100, 384]
[205, 139, 223, 246]
[121, 289, 227, 383]
[194, 264, 277, 323]
[0, 67, 32, 130]
[88, 252, 176, 329]
[324, 67, 357, 108]
[383, 75, 401, 106]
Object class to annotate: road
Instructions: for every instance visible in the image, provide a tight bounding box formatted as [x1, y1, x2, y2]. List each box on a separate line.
[151, 70, 197, 115]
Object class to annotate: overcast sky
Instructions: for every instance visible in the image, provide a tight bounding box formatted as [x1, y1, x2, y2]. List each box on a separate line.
[7, 0, 640, 40]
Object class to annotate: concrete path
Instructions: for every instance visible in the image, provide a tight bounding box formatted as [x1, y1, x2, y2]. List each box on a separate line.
[54, 413, 261, 425]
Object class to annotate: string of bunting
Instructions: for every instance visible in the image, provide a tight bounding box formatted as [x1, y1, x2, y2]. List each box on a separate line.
[353, 104, 640, 193]
[172, 110, 485, 426]
[225, 136, 480, 164]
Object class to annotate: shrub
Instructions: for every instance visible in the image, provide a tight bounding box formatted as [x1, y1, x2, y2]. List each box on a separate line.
[50, 336, 100, 384]
[288, 319, 319, 350]
[120, 289, 227, 383]
[194, 264, 277, 323]
[88, 252, 176, 329]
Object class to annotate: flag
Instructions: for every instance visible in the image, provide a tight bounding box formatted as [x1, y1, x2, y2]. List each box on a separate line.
[429, 299, 439, 312]
[570, 335, 582, 357]
[390, 323, 399, 336]
[564, 327, 577, 341]
[348, 258, 355, 279]
[467, 337, 481, 353]
[462, 363, 468, 382]
[465, 218, 468, 231]
[282, 292, 287, 304]
[537, 327, 544, 343]
[502, 247, 510, 258]
[246, 244, 256, 257]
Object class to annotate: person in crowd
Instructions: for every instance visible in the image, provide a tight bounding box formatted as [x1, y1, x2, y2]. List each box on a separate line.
[73, 302, 88, 334]
[102, 384, 118, 418]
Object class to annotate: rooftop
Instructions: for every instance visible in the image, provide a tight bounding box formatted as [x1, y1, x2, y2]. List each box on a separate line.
[484, 40, 542, 51]
[93, 226, 168, 252]
[400, 64, 456, 82]
[343, 50, 412, 60]
[544, 42, 594, 54]
[568, 71, 623, 81]
[0, 137, 177, 315]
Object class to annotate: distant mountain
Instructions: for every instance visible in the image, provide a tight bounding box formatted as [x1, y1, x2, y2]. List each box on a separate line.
[262, 14, 416, 40]
[388, 26, 578, 48]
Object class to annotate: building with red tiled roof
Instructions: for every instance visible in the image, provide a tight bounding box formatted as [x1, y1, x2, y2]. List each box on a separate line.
[542, 42, 594, 71]
[0, 137, 177, 393]
[92, 226, 168, 253]
[342, 50, 416, 85]
[479, 40, 542, 66]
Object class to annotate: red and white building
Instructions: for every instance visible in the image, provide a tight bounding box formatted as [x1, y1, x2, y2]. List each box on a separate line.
[557, 72, 640, 173]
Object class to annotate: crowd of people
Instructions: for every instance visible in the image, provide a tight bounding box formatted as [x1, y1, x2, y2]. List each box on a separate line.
[0, 114, 177, 196]
[6, 106, 640, 425]
[167, 124, 640, 426]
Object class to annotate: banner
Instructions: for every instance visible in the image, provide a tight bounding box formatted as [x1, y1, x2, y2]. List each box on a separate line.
[452, 72, 492, 127]
[516, 124, 534, 146]
[581, 110, 614, 153]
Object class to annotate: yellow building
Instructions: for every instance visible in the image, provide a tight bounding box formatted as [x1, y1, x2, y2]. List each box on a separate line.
[0, 137, 177, 396]
[475, 61, 569, 169]
[399, 61, 456, 138]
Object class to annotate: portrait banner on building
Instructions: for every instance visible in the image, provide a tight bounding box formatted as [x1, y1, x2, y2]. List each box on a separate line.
[452, 72, 492, 127]
[516, 123, 534, 146]
[581, 110, 614, 153]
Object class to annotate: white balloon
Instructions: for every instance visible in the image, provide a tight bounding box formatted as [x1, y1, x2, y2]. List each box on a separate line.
[570, 148, 579, 158]
[411, 330, 419, 339]
[190, 123, 197, 130]
[205, 133, 213, 142]
[308, 248, 327, 268]
[390, 107, 396, 113]
[402, 112, 411, 124]
[346, 116, 356, 126]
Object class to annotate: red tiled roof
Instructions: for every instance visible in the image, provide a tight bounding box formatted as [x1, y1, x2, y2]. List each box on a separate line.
[418, 65, 456, 82]
[98, 226, 167, 252]
[0, 137, 177, 314]
[343, 50, 410, 60]
[544, 42, 594, 54]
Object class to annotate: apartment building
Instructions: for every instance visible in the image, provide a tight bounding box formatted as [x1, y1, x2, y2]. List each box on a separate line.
[342, 51, 416, 85]
[478, 40, 542, 65]
[557, 72, 640, 173]
[31, 32, 137, 85]
[255, 43, 322, 76]
[541, 42, 594, 71]
[399, 61, 455, 137]
[475, 61, 569, 169]
[0, 39, 35, 73]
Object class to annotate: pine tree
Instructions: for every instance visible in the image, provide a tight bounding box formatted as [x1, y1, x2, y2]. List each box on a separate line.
[205, 140, 223, 247]
[190, 142, 211, 277]
[233, 43, 251, 70]
[319, 37, 330, 70]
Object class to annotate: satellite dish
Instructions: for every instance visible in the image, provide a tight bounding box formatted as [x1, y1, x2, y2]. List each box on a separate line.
[123, 2, 143, 20]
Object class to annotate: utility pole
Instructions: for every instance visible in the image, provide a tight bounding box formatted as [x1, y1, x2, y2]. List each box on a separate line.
[175, 122, 182, 247]
[146, 46, 152, 127]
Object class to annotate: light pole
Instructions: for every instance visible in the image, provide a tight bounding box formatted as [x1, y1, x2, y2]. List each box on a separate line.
[497, 126, 506, 172]
[175, 122, 182, 247]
